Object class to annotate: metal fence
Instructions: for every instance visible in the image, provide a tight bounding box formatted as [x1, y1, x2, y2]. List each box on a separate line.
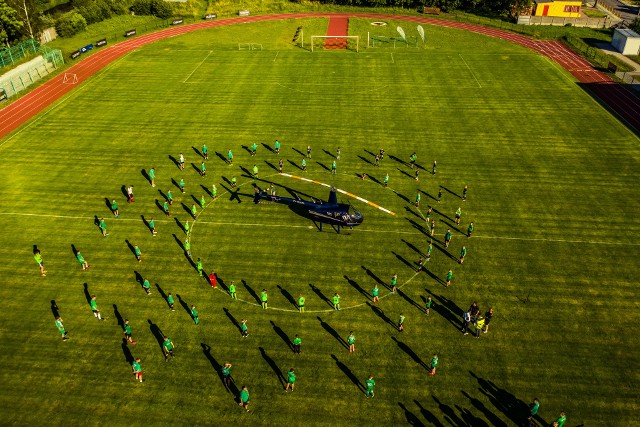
[0, 39, 40, 69]
[518, 15, 613, 28]
[0, 48, 64, 100]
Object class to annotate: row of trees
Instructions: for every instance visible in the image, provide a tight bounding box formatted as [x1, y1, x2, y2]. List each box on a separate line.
[1, 0, 40, 46]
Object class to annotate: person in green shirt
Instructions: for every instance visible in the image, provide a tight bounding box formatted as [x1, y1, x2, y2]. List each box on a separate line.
[409, 152, 417, 169]
[123, 319, 136, 344]
[425, 296, 432, 316]
[391, 273, 398, 293]
[197, 258, 203, 276]
[111, 199, 119, 217]
[34, 251, 46, 276]
[99, 218, 107, 237]
[467, 222, 474, 238]
[347, 331, 355, 354]
[444, 229, 452, 248]
[455, 207, 462, 225]
[191, 305, 199, 325]
[163, 336, 175, 361]
[298, 295, 305, 313]
[231, 177, 237, 188]
[372, 285, 380, 304]
[261, 289, 268, 309]
[55, 316, 68, 340]
[212, 184, 217, 199]
[77, 251, 89, 271]
[191, 204, 197, 220]
[475, 316, 485, 338]
[149, 218, 157, 236]
[202, 143, 208, 160]
[149, 167, 155, 187]
[251, 142, 257, 156]
[555, 412, 566, 427]
[446, 269, 453, 287]
[241, 319, 248, 337]
[90, 295, 103, 320]
[285, 368, 296, 392]
[333, 293, 341, 311]
[201, 161, 206, 177]
[425, 206, 432, 223]
[163, 200, 170, 216]
[142, 278, 151, 295]
[384, 173, 389, 188]
[428, 353, 438, 376]
[167, 293, 175, 311]
[365, 375, 375, 397]
[331, 160, 337, 175]
[301, 158, 307, 171]
[132, 358, 143, 382]
[460, 246, 467, 264]
[528, 398, 540, 423]
[184, 238, 191, 258]
[184, 220, 189, 236]
[252, 164, 258, 179]
[167, 190, 173, 205]
[200, 195, 206, 209]
[415, 192, 421, 208]
[398, 313, 405, 332]
[222, 363, 233, 388]
[426, 242, 433, 262]
[229, 281, 237, 299]
[293, 335, 301, 354]
[227, 149, 233, 165]
[274, 140, 280, 154]
[238, 386, 250, 412]
[133, 245, 141, 263]
[179, 178, 185, 193]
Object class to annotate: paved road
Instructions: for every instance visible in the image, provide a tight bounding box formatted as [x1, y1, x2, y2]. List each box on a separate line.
[599, 0, 639, 23]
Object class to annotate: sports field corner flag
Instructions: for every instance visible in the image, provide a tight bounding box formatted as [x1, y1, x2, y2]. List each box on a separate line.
[396, 26, 407, 42]
[417, 25, 425, 44]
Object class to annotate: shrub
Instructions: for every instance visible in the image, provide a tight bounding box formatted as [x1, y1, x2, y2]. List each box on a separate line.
[55, 10, 87, 37]
[130, 0, 172, 18]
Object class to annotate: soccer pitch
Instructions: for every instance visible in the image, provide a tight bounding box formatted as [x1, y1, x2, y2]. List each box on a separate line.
[1, 18, 639, 425]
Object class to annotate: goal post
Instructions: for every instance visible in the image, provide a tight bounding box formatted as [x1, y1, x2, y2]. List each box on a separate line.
[310, 36, 359, 52]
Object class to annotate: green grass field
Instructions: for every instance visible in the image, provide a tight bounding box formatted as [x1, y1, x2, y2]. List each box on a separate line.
[1, 18, 639, 426]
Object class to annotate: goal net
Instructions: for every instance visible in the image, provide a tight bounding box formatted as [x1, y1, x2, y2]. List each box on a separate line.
[63, 73, 78, 84]
[310, 36, 359, 52]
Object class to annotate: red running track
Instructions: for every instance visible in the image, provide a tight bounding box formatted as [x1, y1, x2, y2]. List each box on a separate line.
[325, 16, 349, 49]
[1, 12, 639, 140]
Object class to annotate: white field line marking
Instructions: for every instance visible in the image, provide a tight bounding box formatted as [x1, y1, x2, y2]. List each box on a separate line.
[215, 271, 422, 313]
[459, 54, 482, 88]
[391, 52, 394, 63]
[0, 51, 137, 150]
[183, 50, 212, 83]
[273, 51, 279, 62]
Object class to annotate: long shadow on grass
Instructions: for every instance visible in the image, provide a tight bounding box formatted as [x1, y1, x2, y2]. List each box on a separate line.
[202, 343, 238, 395]
[291, 147, 305, 157]
[124, 239, 137, 261]
[343, 275, 371, 301]
[331, 354, 364, 392]
[270, 320, 293, 351]
[361, 265, 389, 290]
[113, 304, 124, 329]
[413, 400, 444, 427]
[316, 162, 330, 172]
[262, 142, 274, 153]
[120, 185, 129, 201]
[392, 251, 419, 272]
[121, 338, 134, 365]
[220, 184, 242, 204]
[425, 287, 463, 328]
[147, 319, 165, 354]
[389, 154, 408, 167]
[398, 402, 424, 427]
[469, 371, 530, 426]
[404, 206, 424, 222]
[461, 390, 507, 427]
[277, 285, 297, 310]
[432, 395, 467, 427]
[287, 159, 303, 171]
[223, 308, 242, 335]
[155, 284, 170, 308]
[176, 294, 192, 319]
[402, 239, 425, 257]
[393, 190, 411, 204]
[357, 155, 373, 165]
[322, 149, 336, 159]
[405, 218, 430, 236]
[259, 347, 285, 388]
[367, 302, 398, 331]
[242, 280, 261, 305]
[439, 218, 463, 235]
[431, 240, 458, 262]
[432, 207, 454, 222]
[397, 168, 414, 180]
[317, 316, 347, 349]
[264, 160, 278, 171]
[397, 289, 424, 313]
[50, 300, 59, 319]
[141, 168, 150, 184]
[168, 155, 180, 169]
[457, 404, 490, 427]
[82, 282, 91, 306]
[309, 283, 333, 309]
[391, 336, 428, 369]
[441, 185, 461, 199]
[215, 151, 228, 164]
[174, 217, 186, 234]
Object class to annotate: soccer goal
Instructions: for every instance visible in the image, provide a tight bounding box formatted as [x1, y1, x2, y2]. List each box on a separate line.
[63, 73, 78, 84]
[310, 36, 359, 52]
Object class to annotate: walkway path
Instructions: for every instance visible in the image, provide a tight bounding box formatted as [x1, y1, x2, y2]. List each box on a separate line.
[1, 13, 639, 141]
[324, 16, 349, 49]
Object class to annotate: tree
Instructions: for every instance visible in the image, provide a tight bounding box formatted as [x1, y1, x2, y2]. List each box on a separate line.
[6, 0, 41, 39]
[55, 10, 86, 37]
[0, 0, 23, 46]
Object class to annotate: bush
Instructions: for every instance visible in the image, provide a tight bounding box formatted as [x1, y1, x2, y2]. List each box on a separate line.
[130, 0, 172, 18]
[55, 10, 87, 37]
[630, 18, 640, 34]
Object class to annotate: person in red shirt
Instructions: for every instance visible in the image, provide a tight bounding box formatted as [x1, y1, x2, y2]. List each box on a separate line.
[209, 272, 217, 288]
